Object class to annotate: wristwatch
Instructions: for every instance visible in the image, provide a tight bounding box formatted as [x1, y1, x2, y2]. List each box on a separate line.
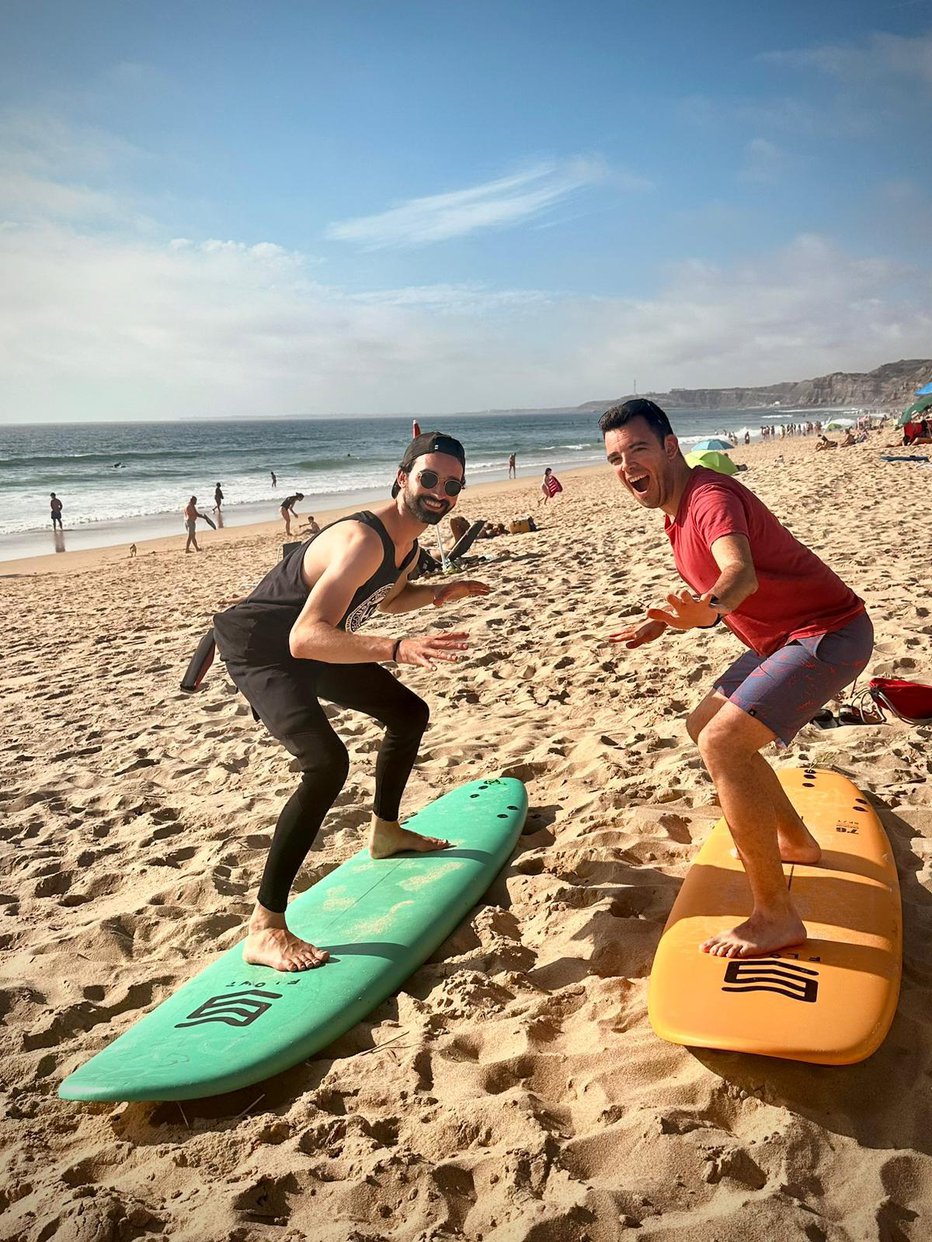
[697, 593, 724, 628]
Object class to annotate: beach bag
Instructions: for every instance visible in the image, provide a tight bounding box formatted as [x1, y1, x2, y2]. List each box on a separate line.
[868, 677, 932, 726]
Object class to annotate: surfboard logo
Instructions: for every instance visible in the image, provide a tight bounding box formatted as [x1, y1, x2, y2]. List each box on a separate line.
[174, 988, 283, 1029]
[721, 958, 819, 1003]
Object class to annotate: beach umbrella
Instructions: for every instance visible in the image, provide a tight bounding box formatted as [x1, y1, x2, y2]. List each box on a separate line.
[824, 417, 855, 430]
[693, 437, 733, 452]
[897, 393, 932, 426]
[915, 382, 932, 396]
[685, 450, 738, 476]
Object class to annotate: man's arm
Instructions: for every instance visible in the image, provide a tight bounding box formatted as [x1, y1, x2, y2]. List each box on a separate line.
[647, 533, 758, 630]
[379, 569, 489, 615]
[288, 527, 474, 667]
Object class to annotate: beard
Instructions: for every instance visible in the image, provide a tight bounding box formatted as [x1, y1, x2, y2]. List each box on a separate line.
[403, 489, 451, 525]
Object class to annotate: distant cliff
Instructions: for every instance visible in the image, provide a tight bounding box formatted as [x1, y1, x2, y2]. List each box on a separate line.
[578, 358, 932, 413]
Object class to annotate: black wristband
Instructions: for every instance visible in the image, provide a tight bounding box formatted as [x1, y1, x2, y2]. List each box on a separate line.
[697, 613, 721, 628]
[391, 638, 403, 662]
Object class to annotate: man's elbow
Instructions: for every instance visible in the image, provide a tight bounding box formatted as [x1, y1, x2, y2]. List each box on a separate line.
[289, 621, 325, 660]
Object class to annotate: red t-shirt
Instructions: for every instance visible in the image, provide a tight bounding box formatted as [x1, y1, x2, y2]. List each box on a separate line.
[664, 468, 864, 656]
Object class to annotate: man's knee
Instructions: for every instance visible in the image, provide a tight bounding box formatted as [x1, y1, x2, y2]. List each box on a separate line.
[382, 693, 430, 741]
[295, 736, 350, 794]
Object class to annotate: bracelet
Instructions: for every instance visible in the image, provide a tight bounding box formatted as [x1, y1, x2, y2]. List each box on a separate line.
[697, 613, 721, 628]
[390, 638, 403, 662]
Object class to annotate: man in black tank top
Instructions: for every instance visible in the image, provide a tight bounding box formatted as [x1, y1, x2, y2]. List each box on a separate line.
[212, 432, 489, 973]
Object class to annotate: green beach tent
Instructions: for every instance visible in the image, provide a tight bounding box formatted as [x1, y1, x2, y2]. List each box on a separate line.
[685, 449, 739, 476]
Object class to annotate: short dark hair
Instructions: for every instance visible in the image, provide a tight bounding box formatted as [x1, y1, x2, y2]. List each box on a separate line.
[599, 398, 674, 443]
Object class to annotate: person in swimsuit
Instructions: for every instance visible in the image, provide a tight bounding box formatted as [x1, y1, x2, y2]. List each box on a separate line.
[214, 483, 224, 511]
[49, 493, 63, 529]
[183, 496, 201, 553]
[212, 432, 489, 972]
[601, 399, 872, 959]
[538, 467, 563, 505]
[280, 492, 304, 537]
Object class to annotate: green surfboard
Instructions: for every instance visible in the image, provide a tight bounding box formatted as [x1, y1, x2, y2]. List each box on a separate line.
[59, 777, 527, 1102]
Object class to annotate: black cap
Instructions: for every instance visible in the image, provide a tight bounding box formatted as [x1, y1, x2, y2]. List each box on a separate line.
[391, 431, 466, 498]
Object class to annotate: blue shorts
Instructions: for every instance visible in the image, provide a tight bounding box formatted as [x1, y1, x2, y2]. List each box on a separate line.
[713, 610, 874, 745]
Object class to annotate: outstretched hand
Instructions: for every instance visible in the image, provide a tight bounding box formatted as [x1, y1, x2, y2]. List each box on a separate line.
[607, 618, 668, 649]
[647, 589, 718, 631]
[433, 579, 489, 607]
[397, 631, 471, 668]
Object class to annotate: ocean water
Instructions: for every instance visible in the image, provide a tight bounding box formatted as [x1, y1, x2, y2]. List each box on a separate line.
[0, 407, 832, 560]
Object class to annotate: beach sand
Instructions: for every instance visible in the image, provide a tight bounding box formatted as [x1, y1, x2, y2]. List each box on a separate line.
[1, 434, 931, 1241]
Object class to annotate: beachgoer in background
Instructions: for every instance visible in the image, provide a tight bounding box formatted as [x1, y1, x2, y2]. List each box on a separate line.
[744, 431, 750, 446]
[815, 435, 836, 451]
[280, 493, 304, 537]
[129, 543, 137, 558]
[538, 467, 563, 505]
[303, 514, 321, 535]
[840, 430, 856, 447]
[49, 493, 63, 529]
[508, 452, 517, 478]
[184, 496, 201, 553]
[601, 398, 872, 960]
[270, 471, 277, 488]
[212, 431, 489, 972]
[214, 483, 224, 511]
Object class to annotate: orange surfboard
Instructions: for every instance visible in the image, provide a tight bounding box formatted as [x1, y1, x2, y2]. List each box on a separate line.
[648, 768, 902, 1065]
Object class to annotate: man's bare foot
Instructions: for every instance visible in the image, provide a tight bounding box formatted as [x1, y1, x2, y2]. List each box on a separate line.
[701, 910, 807, 959]
[369, 816, 452, 860]
[243, 905, 329, 972]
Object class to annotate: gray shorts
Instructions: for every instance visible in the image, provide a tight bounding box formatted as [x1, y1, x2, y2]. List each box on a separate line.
[714, 610, 874, 744]
[185, 519, 196, 534]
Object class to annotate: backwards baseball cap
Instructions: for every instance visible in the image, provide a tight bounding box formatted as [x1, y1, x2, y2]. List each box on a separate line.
[391, 431, 466, 498]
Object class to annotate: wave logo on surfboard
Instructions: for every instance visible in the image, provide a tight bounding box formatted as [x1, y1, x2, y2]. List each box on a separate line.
[721, 959, 820, 1004]
[174, 988, 283, 1029]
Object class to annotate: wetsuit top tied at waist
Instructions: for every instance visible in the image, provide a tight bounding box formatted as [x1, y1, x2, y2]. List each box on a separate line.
[212, 511, 419, 662]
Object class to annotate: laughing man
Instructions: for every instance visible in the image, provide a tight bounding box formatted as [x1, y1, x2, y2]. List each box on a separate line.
[601, 399, 873, 959]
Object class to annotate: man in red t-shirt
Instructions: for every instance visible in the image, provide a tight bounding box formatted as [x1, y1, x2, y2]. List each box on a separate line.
[600, 399, 873, 959]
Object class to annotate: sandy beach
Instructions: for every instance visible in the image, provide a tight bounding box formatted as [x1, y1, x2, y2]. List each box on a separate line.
[1, 433, 931, 1242]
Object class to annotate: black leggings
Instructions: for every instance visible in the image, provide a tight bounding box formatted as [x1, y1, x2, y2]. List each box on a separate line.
[225, 659, 429, 913]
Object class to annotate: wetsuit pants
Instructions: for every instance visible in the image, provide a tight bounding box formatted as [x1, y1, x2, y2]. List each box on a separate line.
[224, 658, 429, 912]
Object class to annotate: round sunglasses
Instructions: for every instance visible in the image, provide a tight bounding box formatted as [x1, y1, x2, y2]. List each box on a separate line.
[415, 469, 464, 496]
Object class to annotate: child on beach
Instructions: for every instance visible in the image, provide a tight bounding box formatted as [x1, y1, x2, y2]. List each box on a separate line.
[538, 468, 563, 504]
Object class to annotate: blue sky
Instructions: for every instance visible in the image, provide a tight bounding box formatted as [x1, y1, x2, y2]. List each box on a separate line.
[1, 0, 930, 422]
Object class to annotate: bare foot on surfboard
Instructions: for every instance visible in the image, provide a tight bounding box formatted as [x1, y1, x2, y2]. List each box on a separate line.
[701, 911, 807, 959]
[244, 907, 329, 972]
[369, 816, 452, 859]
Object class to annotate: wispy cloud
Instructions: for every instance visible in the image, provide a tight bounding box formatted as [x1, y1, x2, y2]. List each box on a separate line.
[738, 137, 791, 185]
[761, 30, 932, 86]
[325, 159, 614, 249]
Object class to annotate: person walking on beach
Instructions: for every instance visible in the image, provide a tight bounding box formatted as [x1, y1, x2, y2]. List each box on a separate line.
[212, 431, 489, 972]
[49, 492, 63, 529]
[280, 492, 304, 537]
[214, 482, 224, 511]
[270, 471, 277, 488]
[538, 467, 563, 505]
[601, 398, 872, 959]
[508, 452, 517, 479]
[184, 496, 201, 553]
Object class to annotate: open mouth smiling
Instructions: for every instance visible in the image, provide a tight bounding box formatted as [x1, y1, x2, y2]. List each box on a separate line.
[627, 474, 650, 495]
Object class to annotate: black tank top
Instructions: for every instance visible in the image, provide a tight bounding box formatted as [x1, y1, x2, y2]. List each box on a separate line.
[212, 511, 418, 661]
